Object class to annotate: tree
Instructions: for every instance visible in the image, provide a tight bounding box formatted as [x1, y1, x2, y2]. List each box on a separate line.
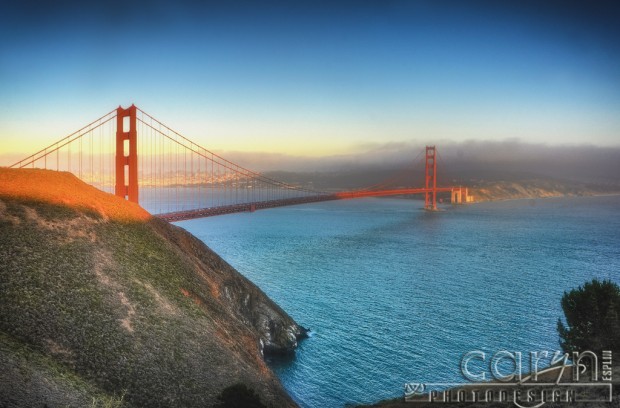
[557, 279, 620, 355]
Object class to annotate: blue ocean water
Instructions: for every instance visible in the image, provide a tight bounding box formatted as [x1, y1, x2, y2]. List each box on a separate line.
[175, 196, 620, 407]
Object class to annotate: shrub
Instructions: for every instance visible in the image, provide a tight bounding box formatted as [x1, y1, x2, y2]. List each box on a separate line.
[557, 279, 620, 355]
[216, 383, 267, 408]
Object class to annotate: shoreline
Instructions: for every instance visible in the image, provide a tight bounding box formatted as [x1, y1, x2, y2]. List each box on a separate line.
[471, 191, 620, 204]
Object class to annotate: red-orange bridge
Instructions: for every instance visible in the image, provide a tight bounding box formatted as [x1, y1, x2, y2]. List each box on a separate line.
[10, 104, 471, 222]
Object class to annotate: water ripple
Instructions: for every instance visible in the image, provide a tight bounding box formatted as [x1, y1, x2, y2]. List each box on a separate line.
[177, 196, 620, 408]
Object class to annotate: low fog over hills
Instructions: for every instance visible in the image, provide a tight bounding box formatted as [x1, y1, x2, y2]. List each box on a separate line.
[220, 141, 620, 191]
[2, 141, 618, 195]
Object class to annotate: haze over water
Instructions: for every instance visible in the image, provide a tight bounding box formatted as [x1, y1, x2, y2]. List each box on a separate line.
[174, 196, 620, 407]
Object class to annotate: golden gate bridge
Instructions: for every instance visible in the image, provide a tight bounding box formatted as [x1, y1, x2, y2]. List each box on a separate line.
[10, 105, 471, 221]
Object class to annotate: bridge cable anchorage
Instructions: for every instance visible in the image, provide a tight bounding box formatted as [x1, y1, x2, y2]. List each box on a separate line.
[10, 105, 468, 219]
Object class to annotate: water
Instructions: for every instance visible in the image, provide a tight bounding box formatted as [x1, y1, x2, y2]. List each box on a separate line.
[174, 196, 620, 407]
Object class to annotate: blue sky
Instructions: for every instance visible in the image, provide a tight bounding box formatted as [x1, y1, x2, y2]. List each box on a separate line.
[1, 0, 619, 160]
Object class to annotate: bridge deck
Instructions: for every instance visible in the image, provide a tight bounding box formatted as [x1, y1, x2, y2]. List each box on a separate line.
[156, 194, 339, 222]
[334, 187, 456, 199]
[156, 187, 464, 222]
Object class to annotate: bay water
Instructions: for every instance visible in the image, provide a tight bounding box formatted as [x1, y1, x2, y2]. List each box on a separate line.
[174, 196, 620, 407]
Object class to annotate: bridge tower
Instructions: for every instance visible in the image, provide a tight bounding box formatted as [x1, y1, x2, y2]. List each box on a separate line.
[424, 146, 437, 210]
[115, 105, 138, 203]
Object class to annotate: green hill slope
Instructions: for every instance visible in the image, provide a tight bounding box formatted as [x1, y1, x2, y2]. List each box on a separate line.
[0, 168, 306, 407]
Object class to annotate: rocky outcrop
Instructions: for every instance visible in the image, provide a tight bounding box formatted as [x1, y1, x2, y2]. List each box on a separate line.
[221, 278, 309, 355]
[149, 217, 309, 355]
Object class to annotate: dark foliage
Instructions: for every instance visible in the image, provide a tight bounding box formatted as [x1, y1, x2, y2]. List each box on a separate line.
[216, 383, 267, 408]
[558, 279, 620, 355]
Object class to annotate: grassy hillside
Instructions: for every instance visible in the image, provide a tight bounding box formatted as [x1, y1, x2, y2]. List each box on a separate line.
[0, 168, 306, 407]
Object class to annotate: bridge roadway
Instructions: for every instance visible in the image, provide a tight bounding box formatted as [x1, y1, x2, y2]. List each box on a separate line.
[156, 187, 461, 222]
[334, 187, 457, 199]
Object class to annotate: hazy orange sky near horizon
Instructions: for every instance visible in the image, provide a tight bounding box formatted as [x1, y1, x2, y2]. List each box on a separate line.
[1, 1, 619, 167]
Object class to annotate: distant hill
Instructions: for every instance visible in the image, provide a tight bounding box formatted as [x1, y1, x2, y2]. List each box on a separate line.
[0, 168, 306, 407]
[264, 169, 620, 203]
[468, 178, 620, 202]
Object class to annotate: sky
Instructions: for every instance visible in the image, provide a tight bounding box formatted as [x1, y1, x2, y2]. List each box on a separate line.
[1, 0, 619, 166]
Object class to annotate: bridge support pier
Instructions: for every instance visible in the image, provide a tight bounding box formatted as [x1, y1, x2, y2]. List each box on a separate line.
[115, 105, 138, 203]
